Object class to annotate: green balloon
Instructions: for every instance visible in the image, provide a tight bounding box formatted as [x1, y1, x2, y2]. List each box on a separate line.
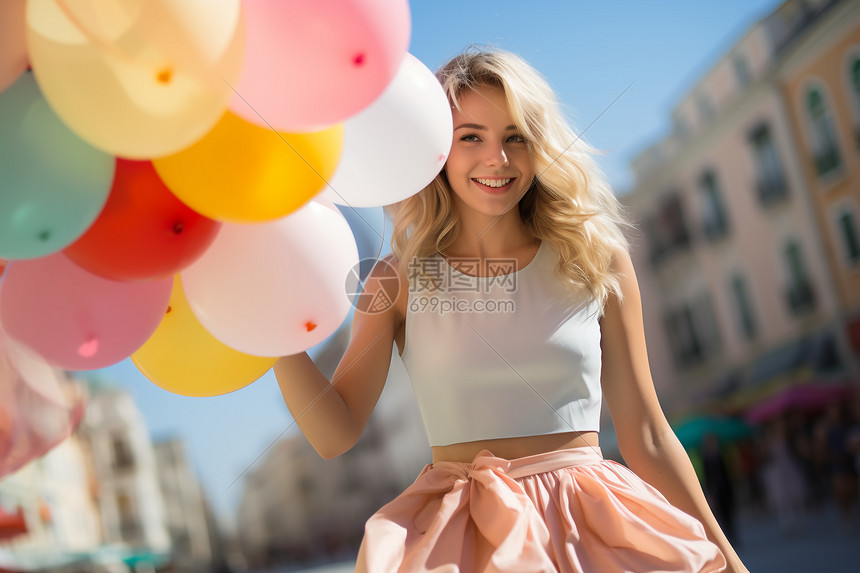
[0, 73, 114, 259]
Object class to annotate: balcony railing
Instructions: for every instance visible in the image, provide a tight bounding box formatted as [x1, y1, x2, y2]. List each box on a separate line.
[785, 281, 816, 315]
[813, 146, 841, 177]
[757, 176, 789, 206]
[703, 215, 730, 242]
[648, 232, 692, 268]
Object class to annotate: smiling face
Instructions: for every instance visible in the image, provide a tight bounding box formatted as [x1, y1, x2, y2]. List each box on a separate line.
[444, 84, 535, 221]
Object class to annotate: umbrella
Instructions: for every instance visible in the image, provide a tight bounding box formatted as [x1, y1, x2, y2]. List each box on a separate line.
[671, 416, 753, 449]
[746, 382, 854, 424]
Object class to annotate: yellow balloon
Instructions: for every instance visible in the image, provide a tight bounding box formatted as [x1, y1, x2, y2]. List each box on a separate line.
[131, 276, 276, 397]
[26, 0, 245, 158]
[153, 112, 344, 222]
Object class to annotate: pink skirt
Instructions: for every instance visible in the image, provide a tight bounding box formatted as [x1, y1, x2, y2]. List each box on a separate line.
[357, 447, 726, 572]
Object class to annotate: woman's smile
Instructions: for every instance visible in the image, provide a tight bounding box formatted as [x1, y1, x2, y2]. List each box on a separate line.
[472, 177, 516, 194]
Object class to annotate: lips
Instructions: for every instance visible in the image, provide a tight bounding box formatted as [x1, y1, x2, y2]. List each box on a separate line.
[472, 177, 515, 194]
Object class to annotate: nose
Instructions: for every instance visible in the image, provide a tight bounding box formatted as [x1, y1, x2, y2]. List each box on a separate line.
[484, 142, 509, 167]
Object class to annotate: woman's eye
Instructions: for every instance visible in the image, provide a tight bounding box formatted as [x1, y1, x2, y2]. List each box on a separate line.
[507, 134, 526, 143]
[460, 134, 480, 142]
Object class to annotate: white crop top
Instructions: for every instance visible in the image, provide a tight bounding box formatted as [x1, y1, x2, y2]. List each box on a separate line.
[400, 241, 603, 447]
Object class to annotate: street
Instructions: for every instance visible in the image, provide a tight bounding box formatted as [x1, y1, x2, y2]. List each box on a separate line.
[734, 504, 858, 572]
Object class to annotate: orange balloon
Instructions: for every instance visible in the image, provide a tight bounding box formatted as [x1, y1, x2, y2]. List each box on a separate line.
[153, 112, 344, 222]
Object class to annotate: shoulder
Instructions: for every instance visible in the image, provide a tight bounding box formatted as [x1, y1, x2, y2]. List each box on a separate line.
[610, 248, 639, 298]
[359, 252, 409, 325]
[607, 245, 635, 277]
[600, 247, 642, 324]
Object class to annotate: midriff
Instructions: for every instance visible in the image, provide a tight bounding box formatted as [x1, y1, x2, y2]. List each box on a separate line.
[431, 430, 600, 464]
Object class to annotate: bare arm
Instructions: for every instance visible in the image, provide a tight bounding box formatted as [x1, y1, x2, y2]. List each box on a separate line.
[600, 250, 748, 573]
[273, 256, 403, 459]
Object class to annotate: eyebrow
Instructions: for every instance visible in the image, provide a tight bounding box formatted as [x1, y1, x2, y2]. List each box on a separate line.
[454, 123, 518, 131]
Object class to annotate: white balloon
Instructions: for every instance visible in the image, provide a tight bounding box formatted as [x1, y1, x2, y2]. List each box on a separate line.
[180, 203, 359, 357]
[321, 53, 452, 207]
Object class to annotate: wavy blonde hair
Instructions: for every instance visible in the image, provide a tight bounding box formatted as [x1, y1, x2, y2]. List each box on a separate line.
[385, 48, 629, 307]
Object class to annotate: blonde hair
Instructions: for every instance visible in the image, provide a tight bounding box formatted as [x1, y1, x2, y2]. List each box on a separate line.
[385, 48, 629, 307]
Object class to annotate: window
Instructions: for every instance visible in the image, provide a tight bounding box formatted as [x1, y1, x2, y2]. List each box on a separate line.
[674, 114, 691, 139]
[298, 474, 315, 496]
[694, 294, 722, 356]
[784, 241, 816, 315]
[116, 493, 141, 540]
[805, 86, 842, 176]
[647, 193, 692, 267]
[849, 57, 860, 150]
[699, 170, 729, 241]
[837, 209, 860, 265]
[697, 93, 714, 123]
[665, 306, 703, 367]
[749, 123, 788, 205]
[664, 294, 721, 368]
[730, 275, 757, 340]
[111, 436, 134, 470]
[733, 53, 751, 89]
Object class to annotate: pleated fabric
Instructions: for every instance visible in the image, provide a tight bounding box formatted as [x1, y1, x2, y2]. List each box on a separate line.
[357, 447, 726, 572]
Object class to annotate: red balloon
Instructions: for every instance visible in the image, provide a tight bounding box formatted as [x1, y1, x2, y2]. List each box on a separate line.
[64, 159, 221, 281]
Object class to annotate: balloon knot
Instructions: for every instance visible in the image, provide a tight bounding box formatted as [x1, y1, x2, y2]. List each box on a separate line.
[38, 229, 51, 242]
[165, 305, 172, 314]
[353, 53, 366, 67]
[173, 221, 184, 234]
[156, 67, 173, 84]
[77, 338, 99, 358]
[304, 321, 317, 332]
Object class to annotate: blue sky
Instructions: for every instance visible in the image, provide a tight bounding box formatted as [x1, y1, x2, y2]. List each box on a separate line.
[95, 0, 783, 526]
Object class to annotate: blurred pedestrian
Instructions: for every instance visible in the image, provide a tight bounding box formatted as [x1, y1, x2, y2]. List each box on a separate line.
[818, 404, 858, 528]
[762, 416, 807, 535]
[701, 433, 738, 545]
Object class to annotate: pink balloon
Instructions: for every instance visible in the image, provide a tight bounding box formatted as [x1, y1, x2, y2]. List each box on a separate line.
[0, 0, 27, 94]
[0, 324, 85, 478]
[231, 0, 411, 131]
[0, 255, 172, 370]
[181, 202, 359, 357]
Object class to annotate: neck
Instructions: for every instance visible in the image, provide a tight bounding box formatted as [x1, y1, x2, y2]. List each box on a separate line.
[448, 210, 535, 258]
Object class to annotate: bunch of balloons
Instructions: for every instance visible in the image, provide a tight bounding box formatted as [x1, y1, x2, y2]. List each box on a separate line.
[0, 0, 453, 398]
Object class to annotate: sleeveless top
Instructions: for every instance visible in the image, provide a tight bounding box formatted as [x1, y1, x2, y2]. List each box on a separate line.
[400, 241, 603, 447]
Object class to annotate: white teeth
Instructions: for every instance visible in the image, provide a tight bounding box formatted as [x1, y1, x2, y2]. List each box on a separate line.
[474, 178, 511, 188]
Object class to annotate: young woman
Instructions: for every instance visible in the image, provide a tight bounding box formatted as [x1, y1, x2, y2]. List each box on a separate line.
[274, 49, 748, 572]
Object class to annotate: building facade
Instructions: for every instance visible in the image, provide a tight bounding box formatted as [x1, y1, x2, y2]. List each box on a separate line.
[0, 437, 102, 570]
[0, 377, 217, 571]
[153, 438, 223, 571]
[777, 0, 860, 363]
[625, 0, 859, 420]
[78, 381, 171, 554]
